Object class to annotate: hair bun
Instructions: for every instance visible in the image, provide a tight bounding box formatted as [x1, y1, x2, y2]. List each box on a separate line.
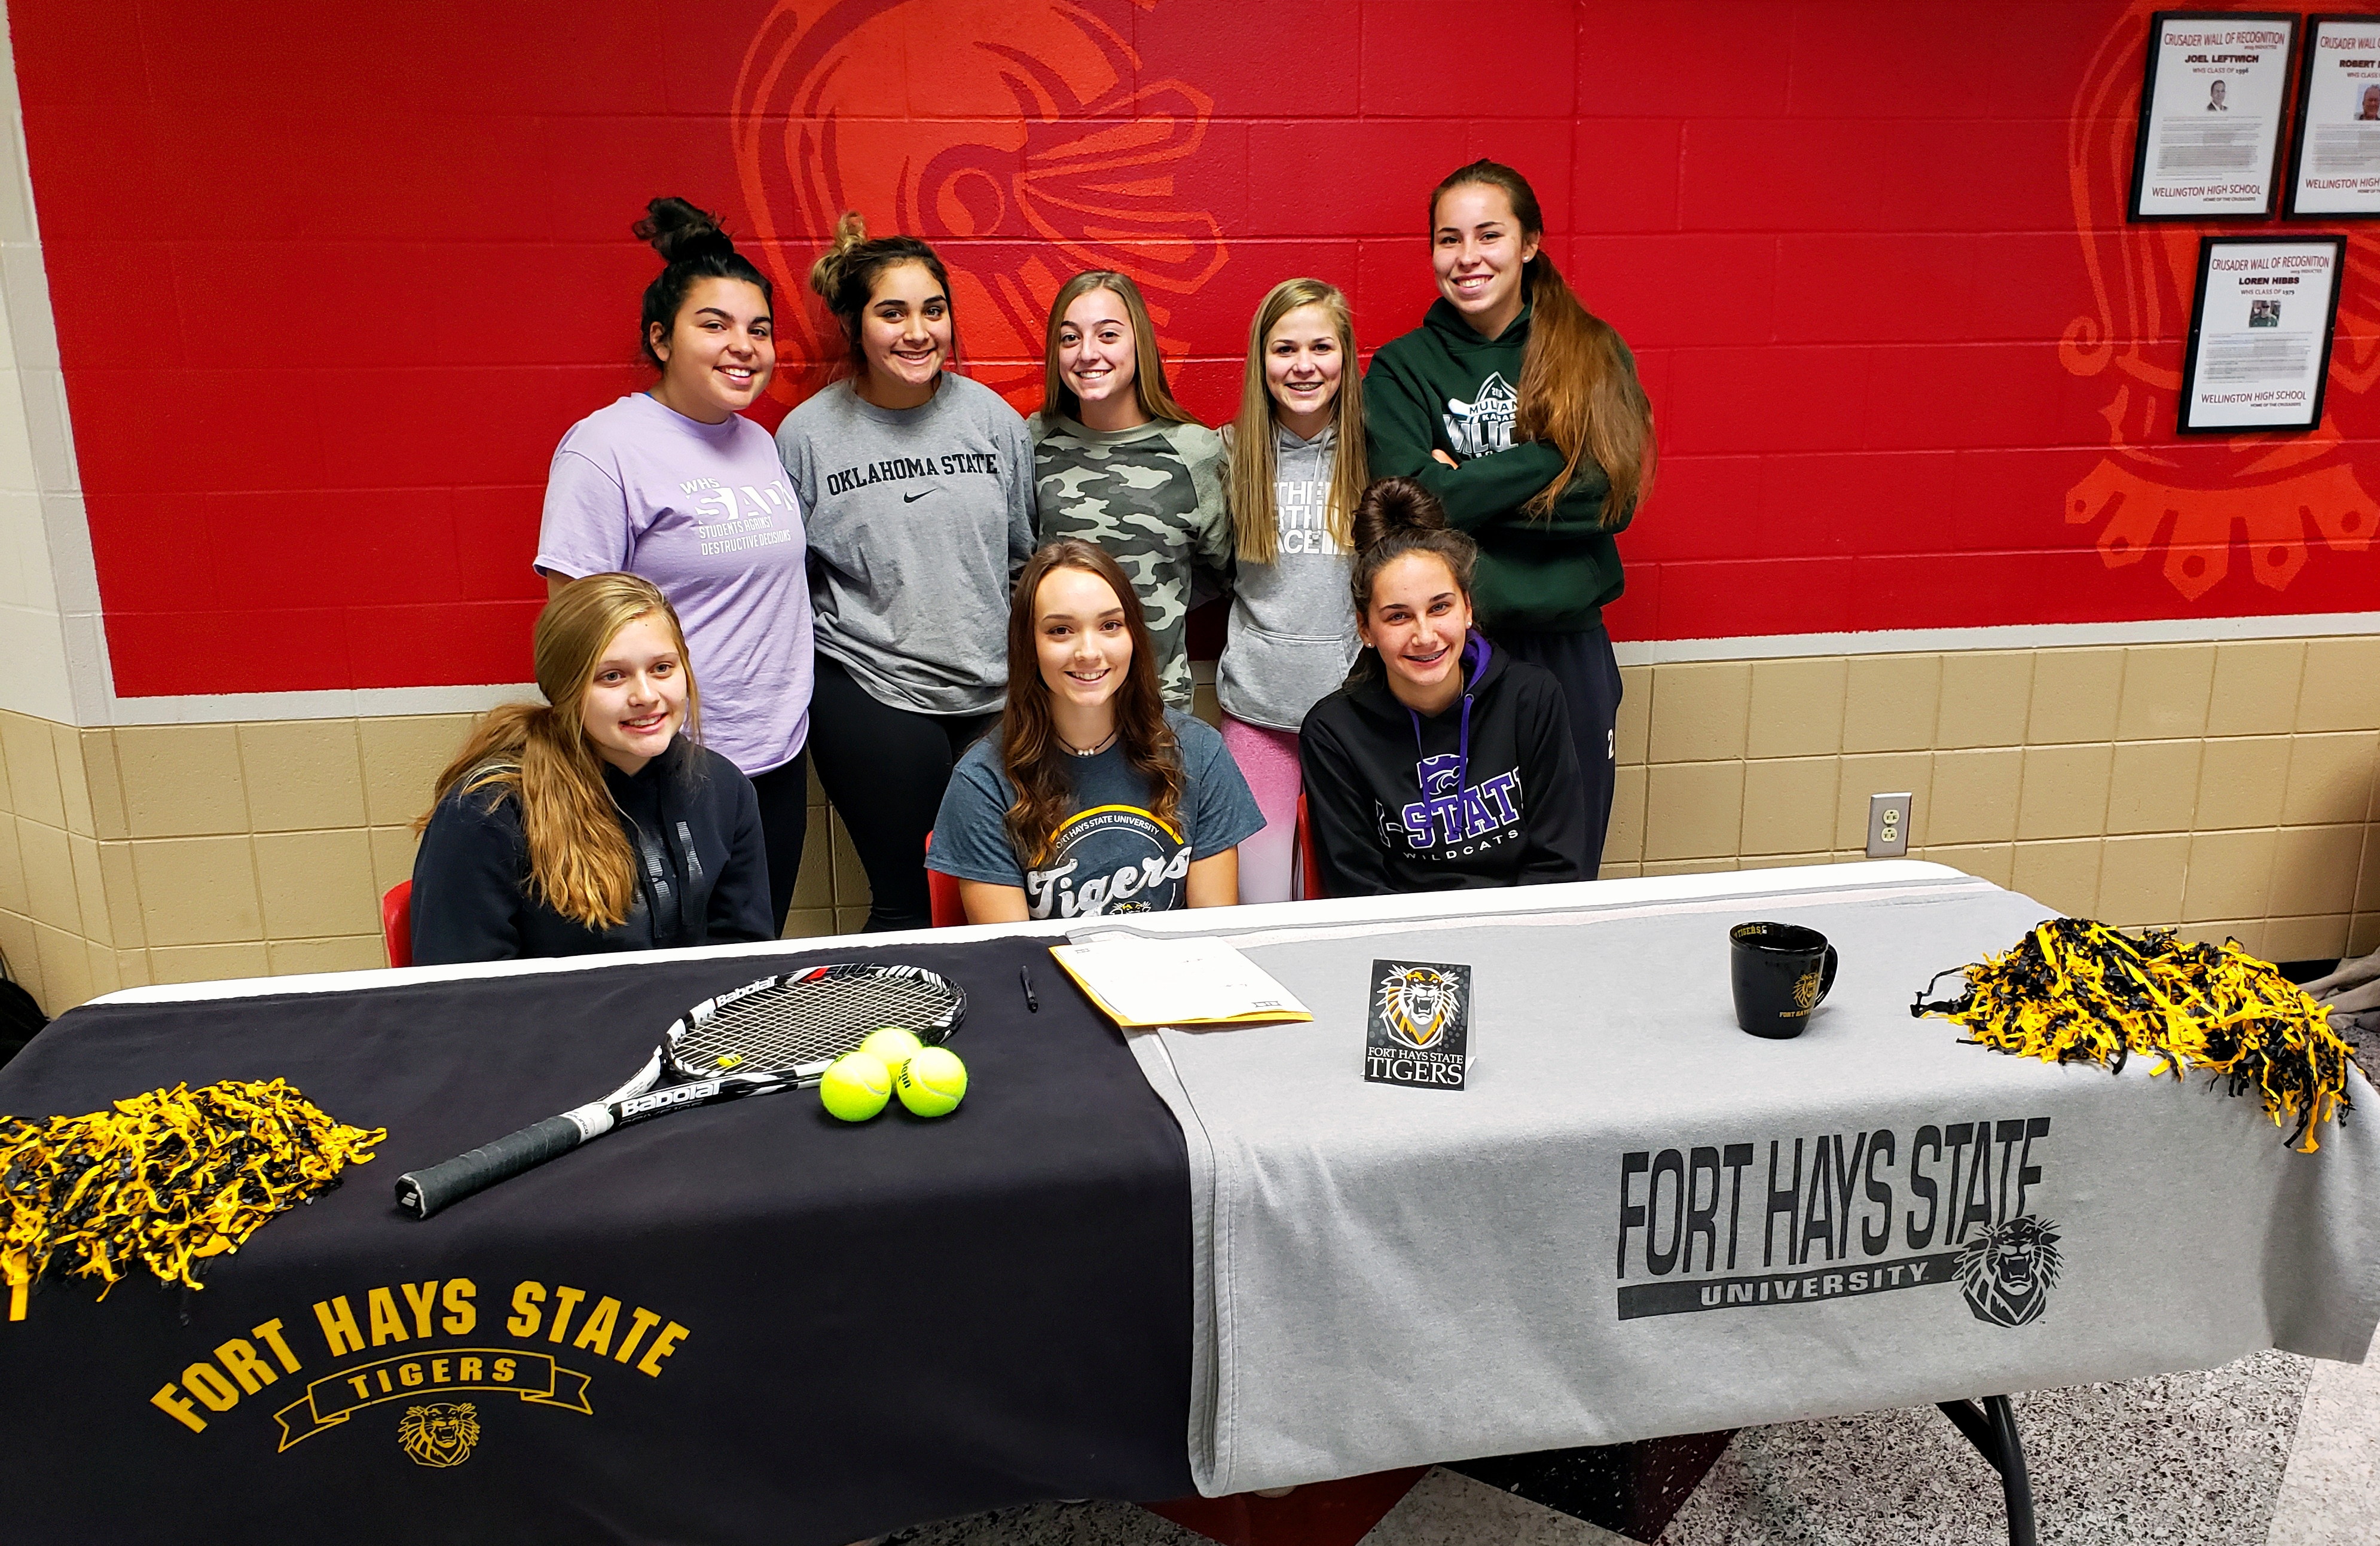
[807, 210, 869, 299]
[633, 197, 736, 265]
[1352, 475, 1449, 552]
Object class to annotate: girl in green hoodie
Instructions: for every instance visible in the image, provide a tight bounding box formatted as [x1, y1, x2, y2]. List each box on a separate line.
[1362, 159, 1655, 877]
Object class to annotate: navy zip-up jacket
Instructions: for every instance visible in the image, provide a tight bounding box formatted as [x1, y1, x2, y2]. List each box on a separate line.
[410, 737, 773, 965]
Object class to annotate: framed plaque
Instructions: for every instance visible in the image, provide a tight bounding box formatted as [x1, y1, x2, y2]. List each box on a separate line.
[2177, 236, 2347, 433]
[2284, 14, 2380, 216]
[2129, 11, 2299, 219]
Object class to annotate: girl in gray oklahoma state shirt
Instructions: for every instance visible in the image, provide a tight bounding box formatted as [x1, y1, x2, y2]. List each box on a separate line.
[774, 216, 1035, 931]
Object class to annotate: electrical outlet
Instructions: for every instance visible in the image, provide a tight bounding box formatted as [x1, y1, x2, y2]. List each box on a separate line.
[1867, 792, 1912, 858]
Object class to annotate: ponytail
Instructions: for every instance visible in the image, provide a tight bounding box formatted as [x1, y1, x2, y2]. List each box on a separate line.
[1430, 161, 1657, 527]
[1515, 255, 1654, 525]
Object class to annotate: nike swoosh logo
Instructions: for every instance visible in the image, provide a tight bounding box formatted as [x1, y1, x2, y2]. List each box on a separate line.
[903, 489, 933, 503]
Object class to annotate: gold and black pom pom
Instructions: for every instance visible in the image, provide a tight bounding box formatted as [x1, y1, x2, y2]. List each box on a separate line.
[1, 1078, 384, 1321]
[1913, 918, 2356, 1153]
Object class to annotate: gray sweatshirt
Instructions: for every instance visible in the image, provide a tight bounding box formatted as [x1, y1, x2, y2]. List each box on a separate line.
[1216, 422, 1358, 731]
[776, 375, 1037, 715]
[1027, 412, 1230, 707]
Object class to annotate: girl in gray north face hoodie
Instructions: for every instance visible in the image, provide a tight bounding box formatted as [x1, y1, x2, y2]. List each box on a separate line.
[1217, 279, 1370, 905]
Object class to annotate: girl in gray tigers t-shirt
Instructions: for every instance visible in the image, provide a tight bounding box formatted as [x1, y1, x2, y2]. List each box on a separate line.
[774, 215, 1037, 933]
[930, 541, 1263, 924]
[1027, 270, 1230, 712]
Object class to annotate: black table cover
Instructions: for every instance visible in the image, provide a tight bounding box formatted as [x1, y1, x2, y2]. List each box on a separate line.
[0, 936, 1196, 1544]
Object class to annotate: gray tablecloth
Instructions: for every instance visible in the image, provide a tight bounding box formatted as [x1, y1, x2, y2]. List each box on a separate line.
[1120, 866, 2380, 1496]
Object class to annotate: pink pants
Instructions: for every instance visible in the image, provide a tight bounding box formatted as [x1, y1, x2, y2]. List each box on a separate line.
[1220, 714, 1304, 905]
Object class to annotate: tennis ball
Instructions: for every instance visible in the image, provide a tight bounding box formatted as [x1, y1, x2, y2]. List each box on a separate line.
[857, 1025, 924, 1077]
[819, 1052, 893, 1122]
[897, 1046, 968, 1117]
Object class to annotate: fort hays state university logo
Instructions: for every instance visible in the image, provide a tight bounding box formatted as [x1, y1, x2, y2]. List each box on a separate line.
[1365, 960, 1472, 1089]
[397, 1402, 480, 1468]
[1955, 1215, 2064, 1328]
[1378, 964, 1461, 1050]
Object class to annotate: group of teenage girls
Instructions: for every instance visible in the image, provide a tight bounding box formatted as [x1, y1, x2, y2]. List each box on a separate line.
[407, 160, 1657, 967]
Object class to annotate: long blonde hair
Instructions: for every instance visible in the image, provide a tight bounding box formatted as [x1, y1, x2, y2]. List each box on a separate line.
[1431, 160, 1655, 527]
[415, 575, 701, 930]
[1229, 279, 1367, 564]
[1039, 270, 1197, 426]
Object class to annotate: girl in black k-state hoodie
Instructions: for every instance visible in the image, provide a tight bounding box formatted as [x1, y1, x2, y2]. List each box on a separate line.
[1298, 478, 1588, 896]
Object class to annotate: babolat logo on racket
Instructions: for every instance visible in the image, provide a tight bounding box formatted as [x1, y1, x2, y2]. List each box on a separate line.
[621, 1081, 723, 1119]
[708, 974, 795, 1011]
[1612, 1118, 2063, 1328]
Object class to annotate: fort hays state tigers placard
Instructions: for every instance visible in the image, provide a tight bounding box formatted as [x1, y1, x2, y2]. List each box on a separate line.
[1365, 961, 1472, 1090]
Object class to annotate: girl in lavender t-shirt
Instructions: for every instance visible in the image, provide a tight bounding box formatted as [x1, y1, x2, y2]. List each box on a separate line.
[535, 197, 814, 934]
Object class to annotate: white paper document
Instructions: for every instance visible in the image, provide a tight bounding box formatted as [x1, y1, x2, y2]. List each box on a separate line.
[1048, 936, 1313, 1028]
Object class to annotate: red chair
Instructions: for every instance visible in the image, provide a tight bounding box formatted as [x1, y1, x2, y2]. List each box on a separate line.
[1292, 793, 1327, 901]
[1141, 1466, 1428, 1546]
[924, 835, 966, 928]
[381, 881, 413, 968]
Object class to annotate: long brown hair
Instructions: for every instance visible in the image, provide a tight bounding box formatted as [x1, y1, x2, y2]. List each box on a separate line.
[1430, 160, 1655, 527]
[1039, 271, 1197, 426]
[1000, 540, 1184, 864]
[1229, 277, 1367, 563]
[415, 575, 701, 931]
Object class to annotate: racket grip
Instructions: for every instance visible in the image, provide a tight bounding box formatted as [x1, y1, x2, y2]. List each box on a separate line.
[395, 1113, 591, 1220]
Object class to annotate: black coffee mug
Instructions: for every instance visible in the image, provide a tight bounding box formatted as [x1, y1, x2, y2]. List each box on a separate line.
[1729, 922, 1838, 1038]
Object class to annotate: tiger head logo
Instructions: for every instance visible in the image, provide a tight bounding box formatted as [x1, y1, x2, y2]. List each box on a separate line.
[1954, 1216, 2064, 1329]
[1379, 966, 1461, 1051]
[1791, 969, 1825, 1012]
[397, 1403, 481, 1468]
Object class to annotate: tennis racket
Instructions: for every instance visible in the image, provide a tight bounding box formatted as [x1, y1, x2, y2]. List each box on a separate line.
[396, 963, 966, 1219]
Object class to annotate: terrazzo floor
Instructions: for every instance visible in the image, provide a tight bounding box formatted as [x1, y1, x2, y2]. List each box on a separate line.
[884, 1342, 2380, 1545]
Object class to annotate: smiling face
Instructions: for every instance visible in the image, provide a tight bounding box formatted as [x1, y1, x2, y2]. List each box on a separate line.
[1057, 286, 1147, 430]
[579, 613, 688, 775]
[1358, 552, 1474, 712]
[1431, 182, 1539, 341]
[1034, 564, 1134, 727]
[648, 277, 773, 422]
[1264, 301, 1344, 439]
[857, 259, 952, 407]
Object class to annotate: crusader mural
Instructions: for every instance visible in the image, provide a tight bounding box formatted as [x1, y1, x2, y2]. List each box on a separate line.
[2061, 0, 2379, 601]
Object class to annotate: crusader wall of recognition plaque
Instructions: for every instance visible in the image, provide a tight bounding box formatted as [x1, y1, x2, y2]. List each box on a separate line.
[2130, 11, 2299, 219]
[2179, 235, 2347, 432]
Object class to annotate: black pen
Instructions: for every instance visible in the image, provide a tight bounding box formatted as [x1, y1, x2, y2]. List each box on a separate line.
[1020, 965, 1040, 1013]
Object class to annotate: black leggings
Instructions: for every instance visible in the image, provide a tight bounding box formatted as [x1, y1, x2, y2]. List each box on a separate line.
[746, 749, 811, 937]
[807, 654, 1000, 932]
[1492, 622, 1622, 879]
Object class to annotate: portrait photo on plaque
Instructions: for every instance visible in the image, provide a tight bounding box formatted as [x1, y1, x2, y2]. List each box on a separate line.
[2178, 236, 2347, 433]
[2128, 11, 2298, 219]
[2284, 15, 2380, 217]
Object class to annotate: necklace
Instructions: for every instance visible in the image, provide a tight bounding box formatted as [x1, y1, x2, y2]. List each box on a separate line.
[1056, 728, 1118, 758]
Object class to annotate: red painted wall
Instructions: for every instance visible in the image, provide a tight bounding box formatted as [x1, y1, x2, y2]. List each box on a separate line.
[14, 0, 2376, 697]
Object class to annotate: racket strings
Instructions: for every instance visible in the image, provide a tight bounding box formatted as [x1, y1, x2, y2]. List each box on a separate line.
[676, 976, 960, 1074]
